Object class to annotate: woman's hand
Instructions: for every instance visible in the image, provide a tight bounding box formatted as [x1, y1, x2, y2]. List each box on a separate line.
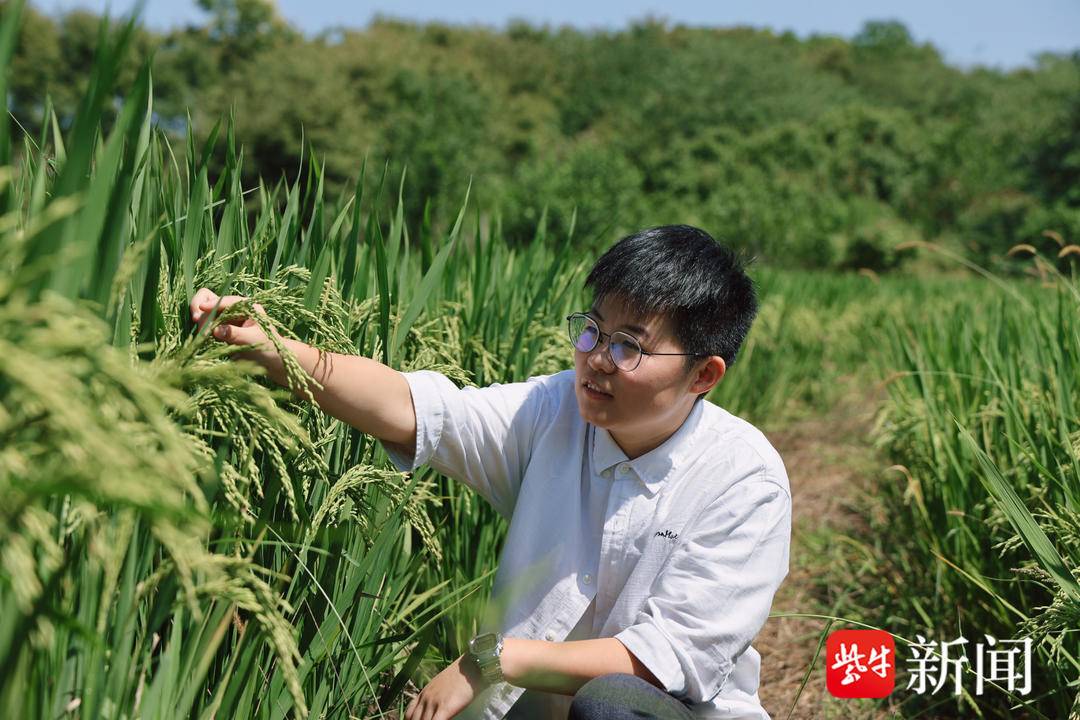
[190, 287, 282, 358]
[405, 654, 487, 720]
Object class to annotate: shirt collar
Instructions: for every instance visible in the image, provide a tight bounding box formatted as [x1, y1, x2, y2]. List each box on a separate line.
[590, 398, 706, 494]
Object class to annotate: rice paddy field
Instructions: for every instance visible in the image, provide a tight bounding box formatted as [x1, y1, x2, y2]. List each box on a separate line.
[1, 4, 1078, 719]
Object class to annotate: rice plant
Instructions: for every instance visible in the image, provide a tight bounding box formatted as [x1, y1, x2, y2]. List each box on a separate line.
[0, 3, 587, 716]
[836, 250, 1080, 718]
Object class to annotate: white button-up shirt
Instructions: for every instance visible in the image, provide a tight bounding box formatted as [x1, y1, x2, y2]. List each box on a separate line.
[384, 368, 791, 720]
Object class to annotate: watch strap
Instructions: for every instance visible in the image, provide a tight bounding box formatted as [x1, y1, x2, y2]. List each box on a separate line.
[469, 632, 505, 684]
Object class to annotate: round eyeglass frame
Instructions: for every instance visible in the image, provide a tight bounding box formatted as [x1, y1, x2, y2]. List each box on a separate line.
[565, 312, 708, 372]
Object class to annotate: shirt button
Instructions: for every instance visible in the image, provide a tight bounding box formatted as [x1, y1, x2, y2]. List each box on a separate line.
[544, 630, 555, 641]
[601, 469, 612, 479]
[618, 464, 630, 475]
[583, 573, 593, 585]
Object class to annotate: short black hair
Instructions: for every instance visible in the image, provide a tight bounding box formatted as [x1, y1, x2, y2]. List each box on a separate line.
[584, 224, 759, 379]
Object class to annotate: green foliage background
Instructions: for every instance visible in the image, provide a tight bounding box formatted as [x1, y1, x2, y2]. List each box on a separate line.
[9, 1, 1080, 271]
[2, 2, 1079, 719]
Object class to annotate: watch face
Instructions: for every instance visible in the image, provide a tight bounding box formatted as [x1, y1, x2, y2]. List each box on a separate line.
[472, 633, 497, 653]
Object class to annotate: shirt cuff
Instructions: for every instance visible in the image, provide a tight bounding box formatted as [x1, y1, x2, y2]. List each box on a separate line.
[614, 623, 688, 697]
[381, 370, 448, 473]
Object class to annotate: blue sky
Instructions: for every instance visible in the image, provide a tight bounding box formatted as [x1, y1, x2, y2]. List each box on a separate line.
[40, 0, 1080, 70]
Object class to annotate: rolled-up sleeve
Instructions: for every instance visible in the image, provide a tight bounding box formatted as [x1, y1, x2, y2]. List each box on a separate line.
[614, 474, 791, 704]
[381, 370, 550, 520]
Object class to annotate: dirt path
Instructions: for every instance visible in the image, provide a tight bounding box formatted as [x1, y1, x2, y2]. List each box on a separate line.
[755, 380, 894, 720]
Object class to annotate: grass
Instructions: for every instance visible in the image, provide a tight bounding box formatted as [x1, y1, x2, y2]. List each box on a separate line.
[0, 4, 583, 716]
[810, 257, 1080, 718]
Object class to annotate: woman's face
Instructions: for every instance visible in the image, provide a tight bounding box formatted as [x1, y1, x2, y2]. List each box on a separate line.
[572, 295, 725, 458]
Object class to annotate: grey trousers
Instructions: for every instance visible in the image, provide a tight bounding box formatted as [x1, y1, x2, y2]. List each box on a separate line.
[505, 673, 695, 720]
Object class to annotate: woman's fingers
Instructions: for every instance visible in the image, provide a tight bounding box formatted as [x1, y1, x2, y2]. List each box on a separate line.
[190, 288, 217, 321]
[199, 294, 247, 311]
[192, 292, 257, 331]
[190, 289, 275, 348]
[192, 287, 217, 306]
[213, 321, 259, 345]
[213, 313, 274, 347]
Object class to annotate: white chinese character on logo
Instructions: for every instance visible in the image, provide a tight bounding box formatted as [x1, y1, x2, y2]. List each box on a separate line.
[905, 635, 969, 695]
[869, 644, 892, 678]
[975, 635, 1032, 696]
[831, 642, 868, 685]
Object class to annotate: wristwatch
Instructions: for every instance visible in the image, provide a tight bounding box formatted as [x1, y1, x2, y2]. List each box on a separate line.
[468, 631, 505, 685]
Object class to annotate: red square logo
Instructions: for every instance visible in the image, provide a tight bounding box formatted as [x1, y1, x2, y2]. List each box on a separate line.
[826, 629, 895, 698]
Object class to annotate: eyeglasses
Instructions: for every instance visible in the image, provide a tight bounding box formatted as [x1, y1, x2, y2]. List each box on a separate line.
[566, 312, 707, 372]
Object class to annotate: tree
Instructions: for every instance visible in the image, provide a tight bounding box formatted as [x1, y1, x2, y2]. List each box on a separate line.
[853, 20, 914, 54]
[195, 0, 297, 71]
[1027, 54, 1080, 207]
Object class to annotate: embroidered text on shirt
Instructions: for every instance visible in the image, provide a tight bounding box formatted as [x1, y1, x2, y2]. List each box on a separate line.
[654, 529, 679, 541]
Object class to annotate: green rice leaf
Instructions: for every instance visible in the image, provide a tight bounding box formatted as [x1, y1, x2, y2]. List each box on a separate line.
[957, 420, 1080, 602]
